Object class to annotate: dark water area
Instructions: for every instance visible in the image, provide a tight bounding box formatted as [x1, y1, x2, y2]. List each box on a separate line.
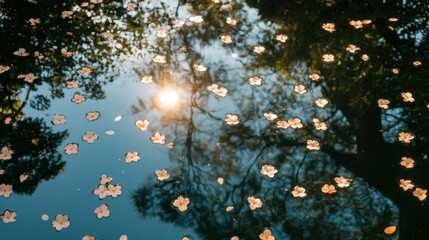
[0, 0, 428, 239]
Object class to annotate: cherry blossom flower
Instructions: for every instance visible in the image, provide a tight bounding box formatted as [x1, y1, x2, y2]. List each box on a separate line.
[349, 20, 363, 29]
[0, 65, 10, 74]
[361, 54, 370, 61]
[413, 188, 427, 201]
[153, 55, 166, 64]
[156, 29, 168, 38]
[134, 120, 149, 131]
[52, 214, 70, 231]
[346, 44, 360, 53]
[247, 196, 263, 210]
[66, 80, 79, 89]
[102, 31, 114, 40]
[259, 229, 275, 240]
[399, 179, 414, 191]
[100, 175, 112, 185]
[0, 146, 13, 160]
[377, 99, 390, 109]
[61, 10, 73, 18]
[189, 15, 203, 23]
[95, 204, 110, 219]
[52, 114, 66, 125]
[276, 34, 288, 43]
[288, 118, 303, 129]
[93, 185, 109, 199]
[392, 68, 399, 74]
[253, 45, 265, 54]
[107, 184, 122, 197]
[263, 112, 278, 121]
[322, 54, 334, 63]
[4, 117, 11, 125]
[276, 120, 290, 129]
[309, 73, 320, 81]
[71, 93, 86, 104]
[18, 73, 38, 83]
[172, 20, 185, 27]
[400, 157, 414, 169]
[231, 236, 239, 240]
[1, 210, 16, 223]
[86, 111, 100, 121]
[34, 51, 44, 59]
[401, 92, 415, 102]
[292, 186, 307, 198]
[0, 184, 13, 197]
[226, 17, 237, 26]
[141, 75, 152, 83]
[220, 35, 233, 44]
[13, 48, 29, 57]
[207, 84, 228, 97]
[194, 64, 207, 72]
[217, 177, 224, 185]
[125, 151, 140, 163]
[168, 142, 174, 149]
[119, 235, 128, 240]
[173, 196, 190, 212]
[398, 132, 414, 143]
[294, 84, 307, 94]
[321, 184, 336, 194]
[127, 2, 137, 9]
[151, 132, 166, 144]
[81, 67, 92, 75]
[82, 130, 98, 144]
[61, 48, 72, 57]
[155, 169, 170, 181]
[312, 118, 328, 131]
[225, 114, 240, 125]
[334, 176, 353, 188]
[64, 143, 79, 155]
[260, 164, 278, 178]
[114, 116, 122, 122]
[81, 2, 89, 7]
[322, 23, 335, 33]
[315, 98, 329, 108]
[248, 76, 263, 86]
[28, 18, 40, 26]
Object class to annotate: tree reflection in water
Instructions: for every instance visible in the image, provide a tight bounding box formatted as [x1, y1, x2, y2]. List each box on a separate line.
[130, 0, 428, 239]
[0, 0, 427, 239]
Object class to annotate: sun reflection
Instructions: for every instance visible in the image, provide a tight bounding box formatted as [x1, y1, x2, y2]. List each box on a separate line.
[159, 89, 179, 107]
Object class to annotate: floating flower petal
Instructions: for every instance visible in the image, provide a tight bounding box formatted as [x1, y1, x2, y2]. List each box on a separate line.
[94, 204, 110, 219]
[151, 132, 166, 144]
[64, 143, 79, 155]
[247, 196, 263, 210]
[173, 196, 190, 212]
[155, 169, 170, 181]
[135, 120, 150, 131]
[125, 151, 140, 163]
[52, 214, 70, 231]
[225, 114, 240, 125]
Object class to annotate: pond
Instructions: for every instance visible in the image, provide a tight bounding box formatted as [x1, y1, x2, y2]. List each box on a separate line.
[0, 0, 428, 239]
